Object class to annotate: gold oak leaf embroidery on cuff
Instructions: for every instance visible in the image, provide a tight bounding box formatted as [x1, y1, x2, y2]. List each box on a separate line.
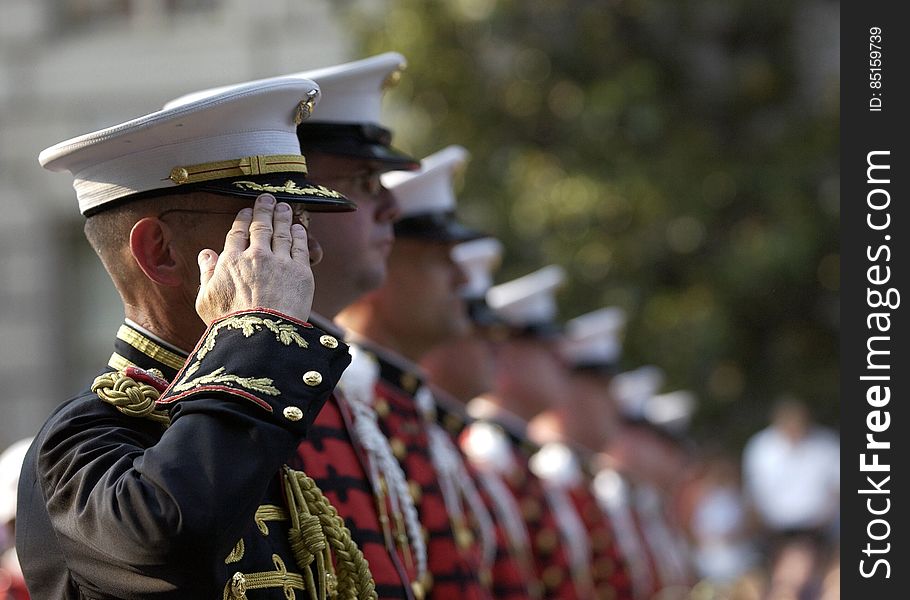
[172, 315, 316, 398]
[171, 366, 280, 396]
[197, 315, 309, 361]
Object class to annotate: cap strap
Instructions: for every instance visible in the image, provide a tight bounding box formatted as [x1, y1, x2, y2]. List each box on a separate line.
[168, 154, 308, 185]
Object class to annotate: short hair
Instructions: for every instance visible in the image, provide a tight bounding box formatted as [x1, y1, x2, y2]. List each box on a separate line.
[83, 191, 237, 291]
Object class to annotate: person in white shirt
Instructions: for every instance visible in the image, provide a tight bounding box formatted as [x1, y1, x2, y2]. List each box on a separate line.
[742, 395, 839, 598]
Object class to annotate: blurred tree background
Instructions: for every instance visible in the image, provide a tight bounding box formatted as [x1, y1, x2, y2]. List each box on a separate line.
[339, 0, 839, 450]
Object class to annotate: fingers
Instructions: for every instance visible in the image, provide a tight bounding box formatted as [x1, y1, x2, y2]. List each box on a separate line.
[248, 194, 276, 250]
[198, 249, 218, 287]
[224, 207, 253, 253]
[271, 202, 294, 255]
[290, 223, 312, 265]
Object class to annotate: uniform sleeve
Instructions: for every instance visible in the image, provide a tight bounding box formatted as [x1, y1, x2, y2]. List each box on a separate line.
[34, 310, 350, 595]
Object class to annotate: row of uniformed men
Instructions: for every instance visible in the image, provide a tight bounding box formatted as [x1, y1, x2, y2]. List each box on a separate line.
[17, 51, 697, 599]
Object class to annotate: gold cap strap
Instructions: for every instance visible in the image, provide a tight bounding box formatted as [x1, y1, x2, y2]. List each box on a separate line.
[169, 154, 308, 185]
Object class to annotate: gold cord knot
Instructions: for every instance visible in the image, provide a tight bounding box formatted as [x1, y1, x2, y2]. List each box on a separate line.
[92, 369, 170, 425]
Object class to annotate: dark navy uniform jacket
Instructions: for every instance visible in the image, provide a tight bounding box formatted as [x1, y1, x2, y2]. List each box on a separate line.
[16, 310, 351, 599]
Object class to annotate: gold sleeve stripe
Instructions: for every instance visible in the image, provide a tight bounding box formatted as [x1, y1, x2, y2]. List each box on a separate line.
[116, 325, 186, 370]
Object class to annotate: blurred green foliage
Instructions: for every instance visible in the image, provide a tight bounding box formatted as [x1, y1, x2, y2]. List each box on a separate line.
[340, 0, 839, 449]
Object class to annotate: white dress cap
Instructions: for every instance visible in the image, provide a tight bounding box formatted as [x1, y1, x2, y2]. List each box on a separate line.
[166, 52, 406, 127]
[561, 307, 627, 369]
[297, 51, 407, 125]
[41, 78, 342, 215]
[382, 145, 469, 218]
[644, 390, 697, 435]
[452, 237, 503, 300]
[486, 265, 566, 328]
[609, 365, 665, 419]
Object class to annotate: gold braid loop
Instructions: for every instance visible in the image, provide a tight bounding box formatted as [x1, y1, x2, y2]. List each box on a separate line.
[284, 467, 377, 600]
[92, 371, 171, 425]
[288, 513, 325, 569]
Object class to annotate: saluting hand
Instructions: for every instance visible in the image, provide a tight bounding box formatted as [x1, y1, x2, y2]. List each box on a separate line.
[195, 194, 317, 325]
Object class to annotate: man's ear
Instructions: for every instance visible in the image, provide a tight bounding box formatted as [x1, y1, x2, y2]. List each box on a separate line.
[129, 217, 182, 287]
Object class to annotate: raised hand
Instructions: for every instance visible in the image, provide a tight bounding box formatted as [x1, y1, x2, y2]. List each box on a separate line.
[195, 194, 315, 325]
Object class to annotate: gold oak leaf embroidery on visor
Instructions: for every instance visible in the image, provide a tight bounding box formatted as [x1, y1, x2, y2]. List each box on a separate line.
[232, 179, 346, 199]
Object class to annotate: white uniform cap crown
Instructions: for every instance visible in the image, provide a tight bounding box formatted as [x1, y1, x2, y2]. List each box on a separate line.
[42, 78, 321, 215]
[561, 307, 627, 368]
[298, 52, 407, 125]
[452, 237, 504, 299]
[609, 365, 665, 419]
[486, 265, 566, 328]
[381, 145, 469, 217]
[644, 390, 697, 435]
[165, 52, 406, 128]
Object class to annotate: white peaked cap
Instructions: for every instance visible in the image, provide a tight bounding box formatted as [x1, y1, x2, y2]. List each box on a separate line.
[486, 265, 567, 328]
[644, 390, 697, 435]
[609, 365, 665, 419]
[43, 78, 326, 215]
[165, 52, 406, 127]
[297, 52, 407, 125]
[561, 307, 627, 368]
[382, 145, 469, 217]
[452, 237, 504, 300]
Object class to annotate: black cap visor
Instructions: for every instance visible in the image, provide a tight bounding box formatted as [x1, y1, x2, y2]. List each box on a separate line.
[90, 171, 355, 217]
[297, 122, 420, 171]
[197, 172, 355, 212]
[394, 212, 485, 243]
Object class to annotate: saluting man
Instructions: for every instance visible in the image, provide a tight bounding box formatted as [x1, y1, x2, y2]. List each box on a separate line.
[17, 79, 371, 599]
[335, 145, 499, 600]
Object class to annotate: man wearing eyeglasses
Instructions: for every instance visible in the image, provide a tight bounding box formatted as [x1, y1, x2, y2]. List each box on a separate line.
[15, 80, 374, 599]
[164, 52, 436, 599]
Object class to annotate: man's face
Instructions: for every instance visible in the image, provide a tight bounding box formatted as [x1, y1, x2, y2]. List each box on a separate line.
[374, 237, 471, 352]
[567, 372, 622, 448]
[305, 152, 399, 316]
[421, 325, 498, 402]
[495, 337, 570, 416]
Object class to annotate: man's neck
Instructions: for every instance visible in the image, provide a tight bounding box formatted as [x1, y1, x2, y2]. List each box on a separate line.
[124, 304, 200, 354]
[467, 394, 531, 438]
[337, 307, 427, 363]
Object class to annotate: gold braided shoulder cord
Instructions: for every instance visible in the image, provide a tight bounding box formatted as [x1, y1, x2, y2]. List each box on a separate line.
[283, 466, 377, 600]
[92, 370, 171, 425]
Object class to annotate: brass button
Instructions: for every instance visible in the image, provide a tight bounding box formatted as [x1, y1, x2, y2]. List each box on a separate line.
[542, 564, 564, 589]
[283, 406, 303, 422]
[399, 372, 419, 393]
[169, 167, 189, 184]
[535, 528, 558, 554]
[319, 335, 338, 349]
[408, 480, 422, 503]
[411, 581, 425, 600]
[390, 437, 407, 459]
[302, 371, 323, 386]
[230, 572, 247, 595]
[455, 523, 475, 549]
[374, 399, 390, 417]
